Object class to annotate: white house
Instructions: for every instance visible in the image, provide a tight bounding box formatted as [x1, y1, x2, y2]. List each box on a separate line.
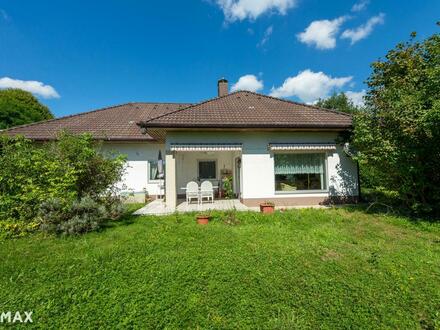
[5, 79, 359, 209]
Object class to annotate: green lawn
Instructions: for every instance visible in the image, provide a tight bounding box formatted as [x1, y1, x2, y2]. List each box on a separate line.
[1, 207, 439, 329]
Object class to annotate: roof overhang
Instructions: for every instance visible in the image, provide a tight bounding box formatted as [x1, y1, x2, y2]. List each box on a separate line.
[268, 143, 337, 151]
[139, 122, 352, 129]
[2, 134, 158, 143]
[142, 126, 351, 142]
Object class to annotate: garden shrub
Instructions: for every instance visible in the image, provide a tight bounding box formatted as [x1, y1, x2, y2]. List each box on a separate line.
[49, 133, 126, 198]
[39, 195, 124, 235]
[0, 220, 40, 239]
[0, 135, 77, 222]
[0, 132, 127, 237]
[101, 195, 127, 220]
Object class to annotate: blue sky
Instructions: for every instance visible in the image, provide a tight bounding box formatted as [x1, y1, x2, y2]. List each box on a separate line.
[0, 0, 439, 117]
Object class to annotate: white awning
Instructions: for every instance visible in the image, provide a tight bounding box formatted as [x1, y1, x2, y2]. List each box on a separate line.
[170, 143, 242, 152]
[268, 143, 336, 151]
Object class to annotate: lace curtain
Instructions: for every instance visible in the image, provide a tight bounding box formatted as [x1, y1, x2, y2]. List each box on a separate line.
[274, 153, 324, 175]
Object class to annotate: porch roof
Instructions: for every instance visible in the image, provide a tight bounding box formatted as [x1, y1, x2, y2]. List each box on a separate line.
[170, 143, 242, 152]
[268, 143, 337, 151]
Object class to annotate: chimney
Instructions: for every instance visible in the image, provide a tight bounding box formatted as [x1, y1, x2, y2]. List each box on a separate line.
[217, 78, 228, 97]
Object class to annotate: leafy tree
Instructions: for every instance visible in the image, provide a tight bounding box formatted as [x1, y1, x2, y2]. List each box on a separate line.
[353, 32, 440, 215]
[0, 89, 54, 129]
[316, 92, 360, 114]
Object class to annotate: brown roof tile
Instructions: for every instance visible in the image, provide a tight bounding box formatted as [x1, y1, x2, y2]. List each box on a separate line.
[3, 102, 191, 141]
[141, 91, 352, 129]
[3, 91, 352, 141]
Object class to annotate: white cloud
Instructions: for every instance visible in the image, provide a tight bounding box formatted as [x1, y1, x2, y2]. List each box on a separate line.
[351, 0, 369, 12]
[0, 77, 60, 99]
[345, 90, 366, 106]
[297, 16, 347, 50]
[216, 0, 296, 22]
[231, 74, 264, 92]
[257, 25, 273, 47]
[270, 69, 352, 103]
[341, 13, 385, 44]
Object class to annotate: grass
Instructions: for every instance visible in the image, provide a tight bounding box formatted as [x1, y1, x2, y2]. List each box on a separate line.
[1, 207, 439, 329]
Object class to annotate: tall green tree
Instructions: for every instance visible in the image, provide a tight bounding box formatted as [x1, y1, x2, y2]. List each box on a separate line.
[0, 89, 54, 129]
[316, 92, 360, 114]
[353, 32, 440, 215]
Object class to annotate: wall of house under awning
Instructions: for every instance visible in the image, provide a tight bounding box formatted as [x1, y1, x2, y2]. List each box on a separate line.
[165, 130, 359, 206]
[97, 130, 359, 206]
[175, 151, 241, 196]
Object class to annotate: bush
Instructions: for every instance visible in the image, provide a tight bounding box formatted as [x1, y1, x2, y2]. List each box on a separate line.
[0, 132, 127, 237]
[0, 220, 40, 239]
[0, 135, 77, 222]
[39, 196, 124, 235]
[49, 133, 126, 199]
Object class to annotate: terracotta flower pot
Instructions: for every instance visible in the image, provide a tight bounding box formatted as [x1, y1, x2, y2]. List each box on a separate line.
[260, 203, 275, 214]
[196, 215, 210, 225]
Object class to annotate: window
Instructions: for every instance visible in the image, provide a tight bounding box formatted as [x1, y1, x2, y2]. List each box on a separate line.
[149, 161, 160, 181]
[198, 160, 216, 179]
[274, 153, 326, 192]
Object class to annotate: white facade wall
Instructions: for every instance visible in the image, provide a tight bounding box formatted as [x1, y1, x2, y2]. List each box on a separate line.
[166, 131, 359, 201]
[102, 131, 359, 204]
[101, 142, 165, 200]
[327, 145, 359, 196]
[241, 153, 273, 198]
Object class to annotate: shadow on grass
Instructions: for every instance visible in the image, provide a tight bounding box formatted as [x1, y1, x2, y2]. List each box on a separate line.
[337, 193, 440, 224]
[101, 203, 145, 231]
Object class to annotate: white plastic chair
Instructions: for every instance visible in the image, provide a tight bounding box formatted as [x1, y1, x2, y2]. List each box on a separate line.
[200, 181, 214, 204]
[186, 181, 199, 204]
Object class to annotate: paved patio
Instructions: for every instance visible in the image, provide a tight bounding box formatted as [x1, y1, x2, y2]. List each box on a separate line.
[133, 199, 249, 215]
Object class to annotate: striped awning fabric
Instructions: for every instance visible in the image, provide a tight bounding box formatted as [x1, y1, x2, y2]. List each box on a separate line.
[268, 143, 336, 151]
[170, 143, 242, 152]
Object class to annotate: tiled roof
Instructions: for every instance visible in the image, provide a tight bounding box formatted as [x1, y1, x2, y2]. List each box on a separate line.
[3, 102, 191, 141]
[3, 91, 352, 142]
[141, 91, 352, 129]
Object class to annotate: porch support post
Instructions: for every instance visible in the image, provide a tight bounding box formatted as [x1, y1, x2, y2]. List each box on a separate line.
[165, 151, 177, 209]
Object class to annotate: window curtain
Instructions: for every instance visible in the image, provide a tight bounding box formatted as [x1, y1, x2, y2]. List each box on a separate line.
[274, 154, 324, 175]
[149, 161, 158, 180]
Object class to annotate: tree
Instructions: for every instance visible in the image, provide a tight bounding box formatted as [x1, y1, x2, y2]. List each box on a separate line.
[0, 89, 54, 129]
[316, 92, 360, 114]
[353, 32, 440, 215]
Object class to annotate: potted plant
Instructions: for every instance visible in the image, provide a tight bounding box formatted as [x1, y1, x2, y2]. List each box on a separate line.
[196, 213, 211, 225]
[259, 201, 275, 214]
[222, 175, 234, 199]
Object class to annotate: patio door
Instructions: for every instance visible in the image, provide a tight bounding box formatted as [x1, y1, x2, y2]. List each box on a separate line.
[234, 157, 241, 198]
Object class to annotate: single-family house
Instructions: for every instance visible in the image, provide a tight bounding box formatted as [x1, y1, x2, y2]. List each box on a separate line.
[4, 79, 359, 209]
